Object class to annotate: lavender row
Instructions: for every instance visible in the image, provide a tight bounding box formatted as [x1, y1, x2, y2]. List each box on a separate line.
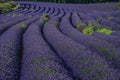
[92, 32, 120, 48]
[20, 18, 73, 80]
[0, 15, 39, 80]
[0, 4, 37, 23]
[71, 13, 87, 31]
[0, 16, 30, 35]
[43, 17, 120, 80]
[0, 5, 44, 35]
[98, 18, 120, 31]
[59, 13, 120, 70]
[0, 7, 40, 23]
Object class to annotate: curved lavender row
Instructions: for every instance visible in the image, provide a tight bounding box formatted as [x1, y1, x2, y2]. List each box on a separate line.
[0, 4, 42, 33]
[52, 8, 65, 17]
[50, 7, 59, 17]
[0, 16, 30, 35]
[25, 4, 43, 15]
[36, 6, 45, 14]
[22, 4, 35, 14]
[0, 14, 23, 24]
[0, 7, 36, 24]
[16, 4, 31, 14]
[43, 17, 120, 80]
[100, 11, 120, 19]
[78, 13, 96, 24]
[46, 7, 51, 14]
[0, 4, 37, 22]
[0, 8, 23, 19]
[0, 2, 26, 18]
[33, 5, 39, 13]
[0, 15, 38, 80]
[58, 8, 65, 17]
[89, 12, 119, 24]
[20, 3, 26, 8]
[18, 4, 38, 15]
[89, 13, 120, 31]
[47, 7, 54, 15]
[41, 7, 50, 14]
[54, 8, 60, 16]
[98, 18, 120, 31]
[59, 13, 120, 70]
[29, 6, 44, 15]
[20, 18, 73, 80]
[0, 23, 23, 80]
[51, 7, 55, 15]
[71, 13, 81, 27]
[51, 8, 65, 18]
[38, 6, 46, 14]
[61, 8, 66, 14]
[23, 5, 42, 15]
[64, 8, 71, 14]
[13, 4, 28, 13]
[98, 13, 120, 25]
[0, 13, 39, 35]
[71, 9, 78, 14]
[0, 7, 26, 20]
[92, 32, 120, 48]
[17, 4, 41, 16]
[71, 13, 87, 31]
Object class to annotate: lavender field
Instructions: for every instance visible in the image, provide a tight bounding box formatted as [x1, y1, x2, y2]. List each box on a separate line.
[0, 1, 120, 80]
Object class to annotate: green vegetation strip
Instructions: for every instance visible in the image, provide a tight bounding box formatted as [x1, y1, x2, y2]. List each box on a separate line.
[81, 23, 114, 35]
[0, 1, 20, 14]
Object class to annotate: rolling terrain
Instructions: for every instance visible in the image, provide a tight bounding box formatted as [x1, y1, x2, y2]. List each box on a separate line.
[0, 1, 120, 80]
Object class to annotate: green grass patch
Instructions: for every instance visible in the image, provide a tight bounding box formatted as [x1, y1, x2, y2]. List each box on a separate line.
[42, 13, 50, 18]
[96, 27, 113, 35]
[18, 13, 23, 16]
[20, 23, 27, 28]
[0, 3, 8, 13]
[76, 22, 81, 28]
[41, 13, 50, 20]
[0, 1, 20, 14]
[82, 23, 95, 35]
[82, 23, 114, 35]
